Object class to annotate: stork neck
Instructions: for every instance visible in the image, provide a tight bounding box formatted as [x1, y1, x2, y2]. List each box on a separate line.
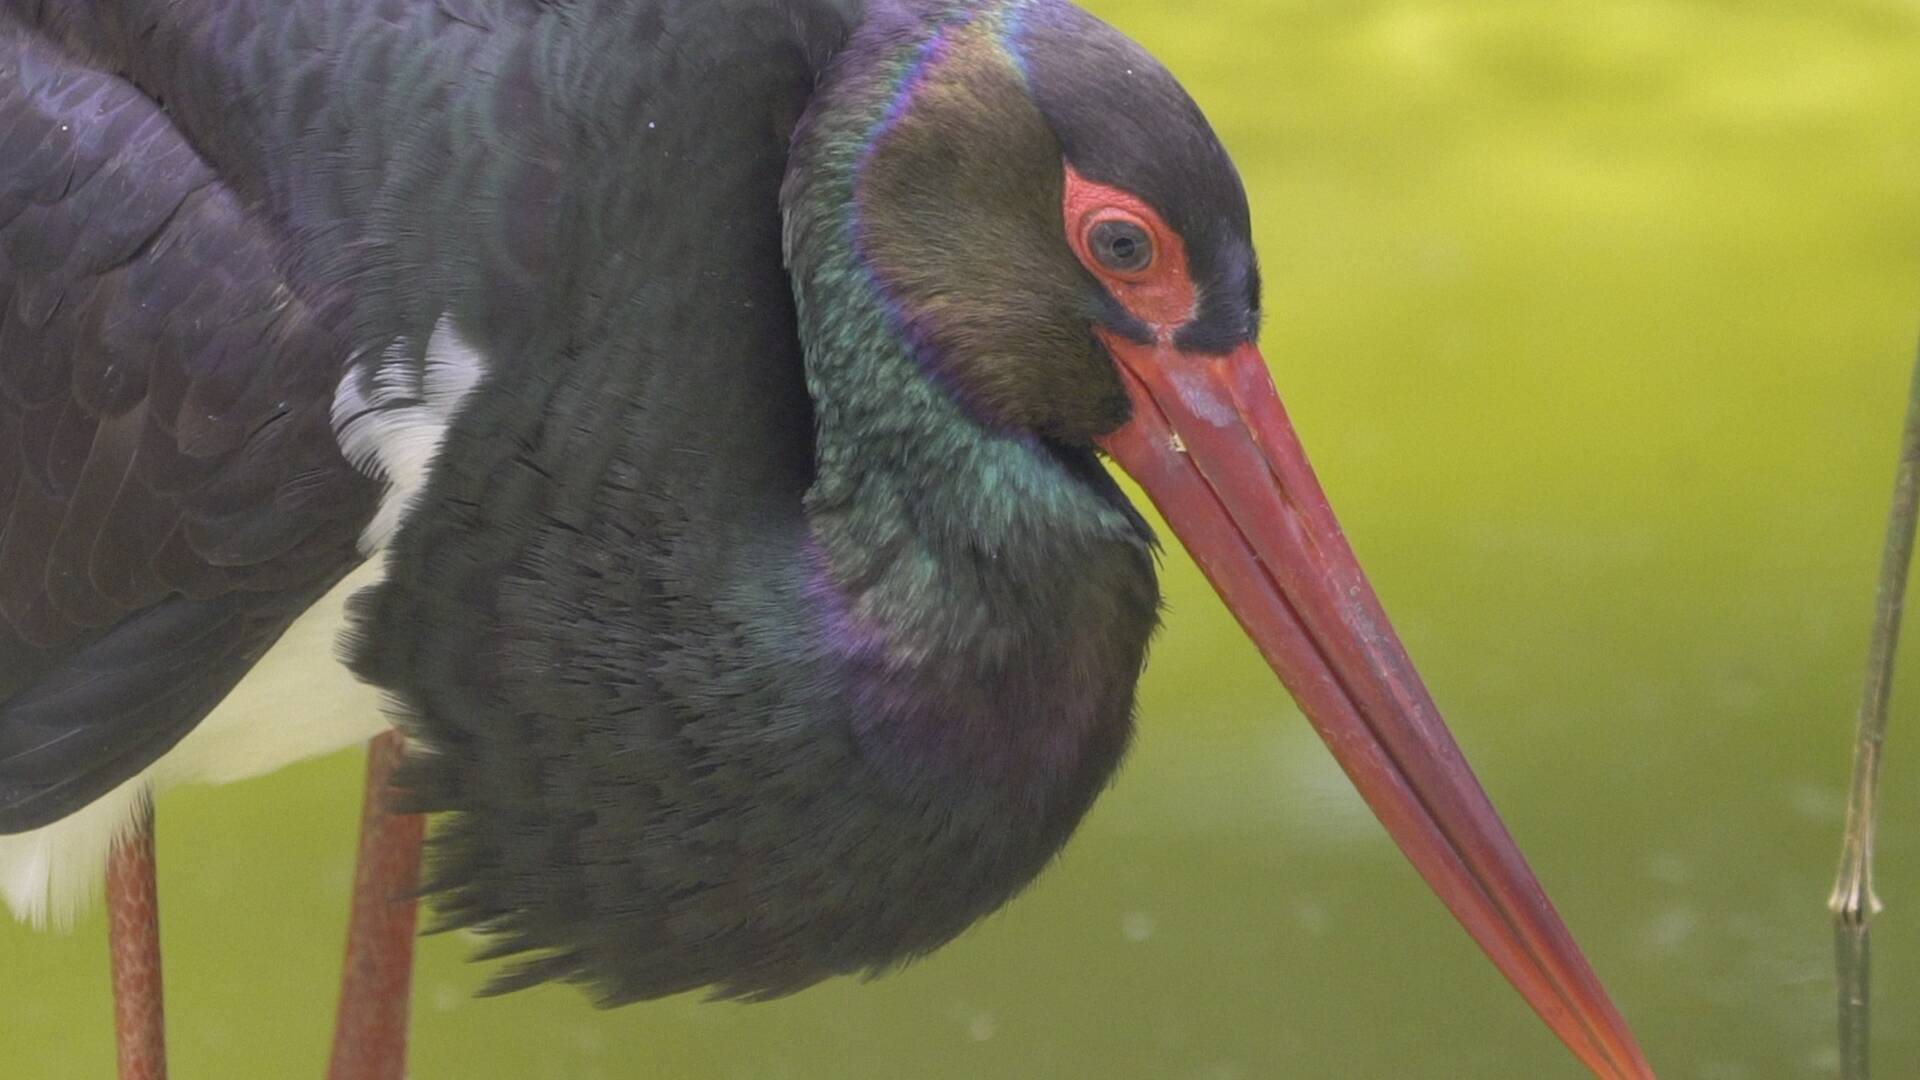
[790, 293, 1158, 793]
[797, 288, 1140, 653]
[785, 147, 1145, 661]
[782, 1, 1145, 632]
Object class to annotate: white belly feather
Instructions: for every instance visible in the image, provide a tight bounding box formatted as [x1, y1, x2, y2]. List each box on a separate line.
[0, 565, 390, 928]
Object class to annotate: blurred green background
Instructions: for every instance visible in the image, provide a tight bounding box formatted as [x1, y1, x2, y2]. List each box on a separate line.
[5, 1, 1920, 1076]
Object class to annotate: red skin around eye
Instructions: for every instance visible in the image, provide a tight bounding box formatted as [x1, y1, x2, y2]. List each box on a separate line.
[1062, 163, 1197, 334]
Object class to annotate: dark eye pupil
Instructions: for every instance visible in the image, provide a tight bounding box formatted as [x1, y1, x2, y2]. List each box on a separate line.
[1091, 220, 1153, 273]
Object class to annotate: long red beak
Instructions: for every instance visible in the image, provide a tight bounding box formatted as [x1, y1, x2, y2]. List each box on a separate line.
[1097, 336, 1654, 1080]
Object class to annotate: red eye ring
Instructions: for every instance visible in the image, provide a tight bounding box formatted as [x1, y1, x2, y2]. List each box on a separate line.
[1063, 164, 1198, 332]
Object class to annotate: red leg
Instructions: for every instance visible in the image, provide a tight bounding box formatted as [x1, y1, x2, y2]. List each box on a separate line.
[326, 731, 427, 1080]
[107, 799, 167, 1080]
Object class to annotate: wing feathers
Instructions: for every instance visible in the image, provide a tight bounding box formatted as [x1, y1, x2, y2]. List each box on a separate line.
[0, 25, 377, 831]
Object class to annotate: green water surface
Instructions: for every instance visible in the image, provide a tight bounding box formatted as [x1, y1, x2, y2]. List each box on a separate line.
[4, 1, 1920, 1076]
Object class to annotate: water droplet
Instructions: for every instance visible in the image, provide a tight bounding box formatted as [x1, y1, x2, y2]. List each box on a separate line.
[1642, 907, 1698, 950]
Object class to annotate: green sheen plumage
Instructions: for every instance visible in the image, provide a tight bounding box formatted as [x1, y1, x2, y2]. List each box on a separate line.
[784, 1, 1145, 661]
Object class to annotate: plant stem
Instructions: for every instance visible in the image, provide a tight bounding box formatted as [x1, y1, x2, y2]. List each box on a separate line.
[1828, 337, 1920, 1080]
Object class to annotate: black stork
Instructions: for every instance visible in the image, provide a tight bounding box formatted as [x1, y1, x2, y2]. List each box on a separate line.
[0, 1, 1654, 1077]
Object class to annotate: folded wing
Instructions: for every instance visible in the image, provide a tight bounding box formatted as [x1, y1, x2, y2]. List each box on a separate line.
[0, 25, 375, 831]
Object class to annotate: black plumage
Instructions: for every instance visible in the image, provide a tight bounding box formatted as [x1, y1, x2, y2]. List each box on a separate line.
[346, 2, 1167, 1001]
[0, 23, 374, 828]
[0, 0, 1180, 1000]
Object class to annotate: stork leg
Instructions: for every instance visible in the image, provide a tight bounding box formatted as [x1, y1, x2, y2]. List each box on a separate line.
[326, 731, 426, 1080]
[107, 799, 167, 1080]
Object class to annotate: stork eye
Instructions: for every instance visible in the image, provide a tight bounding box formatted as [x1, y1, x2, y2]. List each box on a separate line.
[1088, 218, 1154, 275]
